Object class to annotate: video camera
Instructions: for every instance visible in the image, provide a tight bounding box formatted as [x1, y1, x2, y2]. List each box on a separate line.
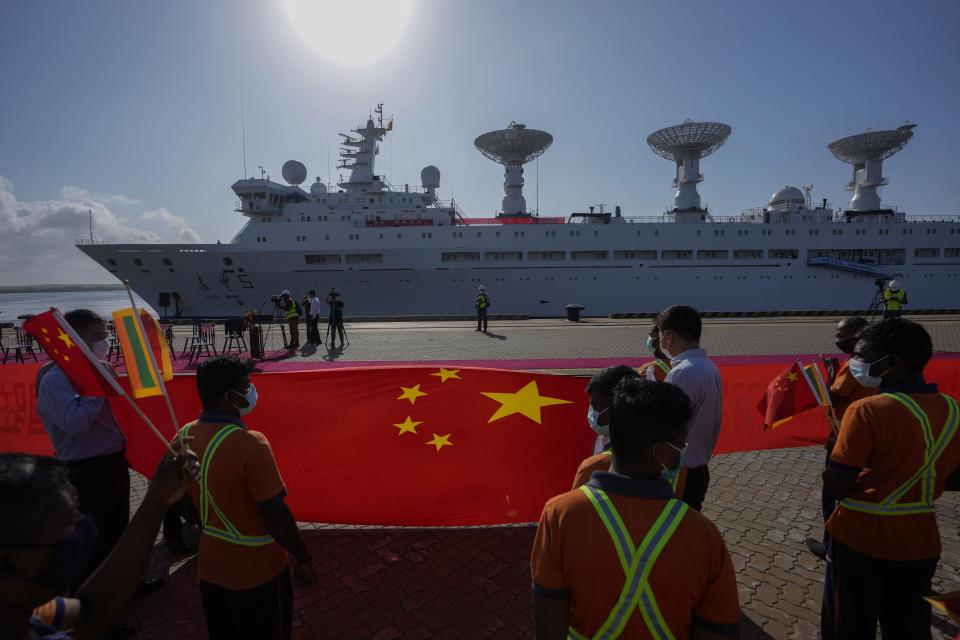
[270, 292, 290, 304]
[874, 278, 887, 288]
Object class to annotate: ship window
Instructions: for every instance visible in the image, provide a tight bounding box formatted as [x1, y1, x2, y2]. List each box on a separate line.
[379, 233, 384, 239]
[484, 251, 522, 261]
[495, 232, 500, 238]
[733, 250, 763, 260]
[304, 254, 342, 264]
[397, 233, 402, 239]
[133, 258, 144, 266]
[442, 252, 480, 262]
[697, 250, 729, 259]
[769, 249, 799, 259]
[528, 251, 566, 261]
[162, 258, 173, 266]
[571, 250, 608, 261]
[613, 250, 657, 260]
[945, 248, 960, 258]
[662, 250, 692, 260]
[915, 248, 939, 258]
[222, 258, 234, 266]
[346, 253, 383, 264]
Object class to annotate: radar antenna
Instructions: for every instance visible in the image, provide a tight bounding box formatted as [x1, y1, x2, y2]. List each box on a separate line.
[474, 122, 553, 216]
[827, 124, 916, 213]
[647, 120, 731, 213]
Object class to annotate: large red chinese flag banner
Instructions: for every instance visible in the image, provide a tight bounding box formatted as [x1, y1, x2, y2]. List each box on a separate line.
[120, 366, 591, 526]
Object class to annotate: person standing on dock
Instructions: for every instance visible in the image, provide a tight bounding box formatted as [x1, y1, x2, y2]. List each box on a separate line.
[882, 280, 907, 319]
[821, 319, 960, 639]
[657, 305, 722, 512]
[474, 285, 490, 332]
[326, 288, 346, 349]
[306, 290, 322, 346]
[279, 291, 300, 349]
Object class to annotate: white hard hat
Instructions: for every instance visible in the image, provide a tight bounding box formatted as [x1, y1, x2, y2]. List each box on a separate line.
[888, 280, 901, 291]
[478, 285, 484, 291]
[282, 289, 291, 296]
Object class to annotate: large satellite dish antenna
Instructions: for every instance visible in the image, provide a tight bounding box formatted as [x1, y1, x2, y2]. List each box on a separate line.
[474, 122, 553, 216]
[647, 120, 731, 212]
[828, 124, 916, 212]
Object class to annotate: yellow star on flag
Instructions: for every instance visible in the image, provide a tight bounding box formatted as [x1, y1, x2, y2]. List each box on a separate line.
[429, 368, 461, 383]
[392, 416, 421, 435]
[482, 380, 573, 425]
[786, 372, 799, 383]
[426, 433, 453, 451]
[57, 329, 75, 351]
[397, 384, 427, 405]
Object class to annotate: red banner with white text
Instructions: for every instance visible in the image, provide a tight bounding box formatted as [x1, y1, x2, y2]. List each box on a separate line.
[2, 359, 958, 525]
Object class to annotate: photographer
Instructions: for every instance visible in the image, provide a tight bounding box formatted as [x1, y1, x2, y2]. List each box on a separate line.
[325, 288, 346, 349]
[275, 290, 301, 349]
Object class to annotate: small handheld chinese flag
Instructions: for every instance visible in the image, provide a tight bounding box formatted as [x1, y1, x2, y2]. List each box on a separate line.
[926, 592, 960, 626]
[112, 308, 172, 398]
[23, 311, 118, 397]
[757, 362, 819, 429]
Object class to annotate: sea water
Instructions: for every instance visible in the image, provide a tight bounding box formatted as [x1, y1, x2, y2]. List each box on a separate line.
[0, 290, 157, 323]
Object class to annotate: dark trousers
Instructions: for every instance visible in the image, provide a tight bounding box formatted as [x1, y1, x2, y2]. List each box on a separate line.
[201, 569, 293, 640]
[821, 538, 938, 639]
[306, 315, 320, 344]
[682, 464, 709, 511]
[286, 318, 299, 347]
[328, 319, 345, 346]
[67, 450, 130, 585]
[476, 307, 488, 331]
[882, 309, 903, 319]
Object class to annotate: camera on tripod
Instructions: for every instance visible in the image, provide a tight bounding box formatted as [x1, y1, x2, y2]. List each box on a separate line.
[874, 277, 887, 288]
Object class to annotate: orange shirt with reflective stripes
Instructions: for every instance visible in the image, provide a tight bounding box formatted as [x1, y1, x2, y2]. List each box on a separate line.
[830, 360, 876, 421]
[532, 473, 740, 638]
[827, 387, 960, 561]
[180, 418, 290, 589]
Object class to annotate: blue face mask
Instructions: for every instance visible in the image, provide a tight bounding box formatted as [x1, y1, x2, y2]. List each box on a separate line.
[849, 355, 891, 389]
[587, 406, 609, 437]
[33, 514, 99, 593]
[644, 336, 656, 355]
[657, 442, 686, 486]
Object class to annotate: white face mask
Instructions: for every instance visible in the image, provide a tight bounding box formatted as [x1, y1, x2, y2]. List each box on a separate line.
[231, 383, 258, 416]
[90, 339, 110, 359]
[587, 406, 609, 437]
[660, 332, 674, 361]
[849, 356, 890, 389]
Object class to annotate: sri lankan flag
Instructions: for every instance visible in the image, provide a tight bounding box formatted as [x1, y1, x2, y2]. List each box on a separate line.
[112, 308, 173, 398]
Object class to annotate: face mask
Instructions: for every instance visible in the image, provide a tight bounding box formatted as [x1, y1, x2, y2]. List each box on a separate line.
[90, 339, 110, 359]
[848, 355, 891, 389]
[33, 515, 98, 593]
[657, 442, 686, 485]
[587, 406, 609, 437]
[230, 383, 258, 416]
[660, 333, 674, 361]
[835, 338, 856, 355]
[644, 336, 657, 355]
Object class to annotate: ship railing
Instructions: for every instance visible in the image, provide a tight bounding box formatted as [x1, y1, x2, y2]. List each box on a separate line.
[380, 178, 431, 195]
[75, 238, 108, 246]
[460, 216, 568, 225]
[363, 218, 435, 228]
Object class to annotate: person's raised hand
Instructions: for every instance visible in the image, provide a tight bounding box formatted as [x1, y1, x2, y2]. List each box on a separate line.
[146, 448, 199, 507]
[293, 555, 317, 588]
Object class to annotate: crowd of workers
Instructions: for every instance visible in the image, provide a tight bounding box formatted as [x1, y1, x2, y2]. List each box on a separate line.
[0, 295, 955, 639]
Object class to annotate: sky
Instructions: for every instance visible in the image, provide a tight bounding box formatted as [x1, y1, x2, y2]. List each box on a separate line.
[1, 0, 959, 284]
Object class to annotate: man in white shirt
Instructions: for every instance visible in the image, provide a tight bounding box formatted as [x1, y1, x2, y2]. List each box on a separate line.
[307, 289, 322, 345]
[657, 305, 723, 511]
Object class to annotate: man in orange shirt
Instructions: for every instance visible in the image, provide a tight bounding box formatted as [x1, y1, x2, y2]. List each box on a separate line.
[533, 378, 741, 639]
[179, 356, 316, 640]
[821, 319, 960, 639]
[806, 316, 874, 559]
[639, 323, 671, 382]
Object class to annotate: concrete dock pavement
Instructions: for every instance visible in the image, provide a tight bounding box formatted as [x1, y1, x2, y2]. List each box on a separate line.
[119, 315, 960, 638]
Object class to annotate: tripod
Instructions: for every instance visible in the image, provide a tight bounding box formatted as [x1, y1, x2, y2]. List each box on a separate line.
[325, 313, 349, 348]
[865, 285, 885, 322]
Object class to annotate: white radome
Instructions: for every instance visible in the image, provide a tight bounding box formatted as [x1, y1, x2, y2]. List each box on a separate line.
[310, 178, 327, 195]
[421, 165, 441, 189]
[282, 160, 307, 186]
[768, 186, 805, 207]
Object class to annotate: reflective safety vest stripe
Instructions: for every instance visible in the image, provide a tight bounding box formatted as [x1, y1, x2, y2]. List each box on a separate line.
[180, 422, 277, 547]
[476, 294, 488, 309]
[570, 486, 688, 640]
[653, 360, 671, 376]
[597, 451, 682, 498]
[883, 289, 906, 310]
[840, 393, 959, 516]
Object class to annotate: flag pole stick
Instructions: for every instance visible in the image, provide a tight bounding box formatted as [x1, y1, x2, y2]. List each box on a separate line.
[122, 281, 185, 450]
[810, 359, 841, 434]
[798, 358, 840, 435]
[50, 308, 176, 455]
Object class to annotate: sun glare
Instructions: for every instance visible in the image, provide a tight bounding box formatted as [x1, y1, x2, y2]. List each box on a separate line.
[283, 0, 414, 66]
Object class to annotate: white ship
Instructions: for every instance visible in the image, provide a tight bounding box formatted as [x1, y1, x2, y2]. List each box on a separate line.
[77, 105, 960, 318]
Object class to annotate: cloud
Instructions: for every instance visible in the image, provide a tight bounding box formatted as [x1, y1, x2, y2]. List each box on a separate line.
[0, 176, 201, 285]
